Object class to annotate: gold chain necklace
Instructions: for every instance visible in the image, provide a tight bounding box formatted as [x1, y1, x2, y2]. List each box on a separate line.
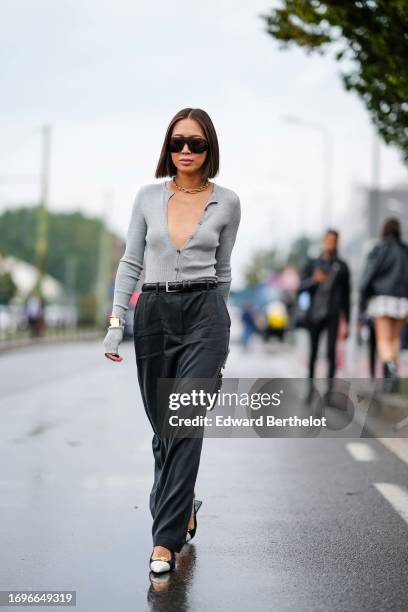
[172, 176, 209, 193]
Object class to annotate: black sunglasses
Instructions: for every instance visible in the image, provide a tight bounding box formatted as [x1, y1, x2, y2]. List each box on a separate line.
[168, 136, 209, 154]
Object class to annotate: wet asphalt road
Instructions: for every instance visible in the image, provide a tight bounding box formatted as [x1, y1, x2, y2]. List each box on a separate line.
[1, 336, 408, 612]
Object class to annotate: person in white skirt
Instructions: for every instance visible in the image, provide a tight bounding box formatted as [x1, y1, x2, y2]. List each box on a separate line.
[359, 218, 408, 390]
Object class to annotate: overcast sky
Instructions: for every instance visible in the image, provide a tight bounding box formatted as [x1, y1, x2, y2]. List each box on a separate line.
[1, 0, 407, 285]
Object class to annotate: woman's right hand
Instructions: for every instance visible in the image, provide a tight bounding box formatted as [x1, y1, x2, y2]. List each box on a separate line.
[103, 327, 124, 362]
[105, 352, 123, 362]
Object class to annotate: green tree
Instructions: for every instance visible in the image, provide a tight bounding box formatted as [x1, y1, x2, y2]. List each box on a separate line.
[0, 206, 124, 300]
[0, 271, 17, 304]
[286, 235, 315, 269]
[244, 248, 286, 286]
[260, 1, 408, 163]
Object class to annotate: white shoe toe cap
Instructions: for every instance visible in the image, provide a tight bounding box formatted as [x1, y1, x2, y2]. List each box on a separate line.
[150, 560, 170, 573]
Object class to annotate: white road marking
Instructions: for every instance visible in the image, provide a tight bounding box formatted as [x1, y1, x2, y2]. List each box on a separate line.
[346, 442, 377, 461]
[374, 483, 408, 525]
[353, 400, 408, 465]
[377, 437, 408, 466]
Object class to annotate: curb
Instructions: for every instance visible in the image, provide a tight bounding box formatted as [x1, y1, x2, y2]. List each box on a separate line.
[0, 330, 102, 354]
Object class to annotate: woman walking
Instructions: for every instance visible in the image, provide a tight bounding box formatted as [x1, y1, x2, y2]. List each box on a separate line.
[359, 218, 408, 391]
[103, 107, 241, 574]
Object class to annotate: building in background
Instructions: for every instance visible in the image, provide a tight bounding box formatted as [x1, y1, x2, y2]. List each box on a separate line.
[0, 254, 76, 330]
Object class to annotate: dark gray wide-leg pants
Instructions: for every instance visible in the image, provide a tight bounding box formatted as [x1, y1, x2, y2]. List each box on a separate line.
[133, 287, 230, 553]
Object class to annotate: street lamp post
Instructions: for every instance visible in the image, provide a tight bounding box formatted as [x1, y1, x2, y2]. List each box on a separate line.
[35, 124, 51, 295]
[95, 190, 113, 328]
[282, 115, 333, 230]
[269, 172, 307, 239]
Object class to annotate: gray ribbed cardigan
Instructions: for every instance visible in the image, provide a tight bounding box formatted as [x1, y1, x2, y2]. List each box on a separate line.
[110, 180, 241, 322]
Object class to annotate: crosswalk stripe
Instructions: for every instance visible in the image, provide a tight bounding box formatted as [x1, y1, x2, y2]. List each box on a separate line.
[346, 442, 377, 461]
[377, 438, 408, 466]
[374, 483, 408, 525]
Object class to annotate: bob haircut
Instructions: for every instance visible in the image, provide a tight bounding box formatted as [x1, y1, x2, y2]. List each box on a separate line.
[155, 107, 220, 181]
[381, 217, 401, 241]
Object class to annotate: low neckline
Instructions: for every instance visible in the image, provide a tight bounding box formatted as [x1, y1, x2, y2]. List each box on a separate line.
[163, 180, 218, 251]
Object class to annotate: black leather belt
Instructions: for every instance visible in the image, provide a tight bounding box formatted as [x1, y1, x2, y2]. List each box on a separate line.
[142, 279, 218, 293]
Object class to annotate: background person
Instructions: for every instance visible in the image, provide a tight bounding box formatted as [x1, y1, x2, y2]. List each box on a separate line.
[25, 291, 45, 337]
[240, 300, 258, 349]
[299, 229, 351, 397]
[359, 217, 408, 392]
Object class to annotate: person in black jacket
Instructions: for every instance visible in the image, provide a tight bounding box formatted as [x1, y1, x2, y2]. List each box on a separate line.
[359, 218, 408, 389]
[299, 229, 351, 391]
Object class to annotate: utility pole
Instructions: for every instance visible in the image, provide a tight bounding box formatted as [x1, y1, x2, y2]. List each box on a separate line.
[322, 126, 332, 230]
[64, 255, 78, 326]
[34, 124, 51, 295]
[95, 190, 113, 328]
[372, 125, 381, 189]
[370, 126, 381, 238]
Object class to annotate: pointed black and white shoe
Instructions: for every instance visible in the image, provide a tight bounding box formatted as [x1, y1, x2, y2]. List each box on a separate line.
[149, 549, 176, 574]
[185, 497, 203, 543]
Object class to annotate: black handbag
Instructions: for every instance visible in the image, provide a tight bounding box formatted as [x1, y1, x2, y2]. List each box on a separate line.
[308, 262, 341, 326]
[295, 261, 342, 329]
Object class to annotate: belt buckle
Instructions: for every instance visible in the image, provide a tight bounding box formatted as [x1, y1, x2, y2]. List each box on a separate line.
[165, 280, 179, 293]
